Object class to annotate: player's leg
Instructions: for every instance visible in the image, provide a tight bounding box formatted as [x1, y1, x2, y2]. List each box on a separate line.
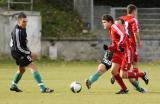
[132, 47, 145, 81]
[133, 49, 149, 84]
[27, 63, 53, 93]
[10, 51, 26, 92]
[120, 70, 146, 93]
[129, 78, 146, 93]
[132, 48, 139, 78]
[110, 71, 146, 93]
[129, 65, 149, 85]
[31, 52, 39, 61]
[132, 59, 148, 82]
[10, 66, 25, 92]
[120, 68, 148, 84]
[86, 51, 112, 89]
[122, 47, 149, 84]
[85, 63, 107, 89]
[127, 47, 145, 92]
[111, 62, 128, 94]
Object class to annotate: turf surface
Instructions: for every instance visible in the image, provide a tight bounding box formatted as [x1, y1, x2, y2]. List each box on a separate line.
[0, 60, 160, 104]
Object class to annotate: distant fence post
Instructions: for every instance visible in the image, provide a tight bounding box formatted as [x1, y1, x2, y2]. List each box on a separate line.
[90, 0, 94, 31]
[74, 0, 95, 31]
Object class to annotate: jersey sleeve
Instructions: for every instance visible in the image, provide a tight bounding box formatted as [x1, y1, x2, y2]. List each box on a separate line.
[15, 29, 31, 55]
[112, 24, 127, 47]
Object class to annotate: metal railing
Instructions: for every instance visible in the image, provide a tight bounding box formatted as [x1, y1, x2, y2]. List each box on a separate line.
[111, 7, 138, 19]
[7, 0, 33, 11]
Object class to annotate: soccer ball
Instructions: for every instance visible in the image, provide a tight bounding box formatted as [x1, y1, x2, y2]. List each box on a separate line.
[70, 81, 82, 93]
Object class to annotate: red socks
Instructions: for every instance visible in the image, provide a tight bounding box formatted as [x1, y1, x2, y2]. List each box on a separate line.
[127, 72, 138, 78]
[138, 72, 145, 77]
[132, 68, 139, 73]
[127, 68, 145, 79]
[114, 74, 127, 90]
[133, 68, 145, 77]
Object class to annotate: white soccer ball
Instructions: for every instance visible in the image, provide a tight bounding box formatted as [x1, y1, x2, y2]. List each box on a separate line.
[70, 81, 82, 93]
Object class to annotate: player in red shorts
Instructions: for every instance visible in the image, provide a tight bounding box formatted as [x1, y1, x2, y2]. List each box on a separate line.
[102, 14, 128, 94]
[111, 4, 149, 87]
[119, 4, 149, 84]
[102, 14, 148, 94]
[119, 4, 143, 78]
[110, 19, 148, 93]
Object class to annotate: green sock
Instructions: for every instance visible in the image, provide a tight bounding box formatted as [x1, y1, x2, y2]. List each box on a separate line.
[89, 71, 101, 84]
[32, 71, 45, 91]
[11, 72, 23, 88]
[131, 80, 141, 90]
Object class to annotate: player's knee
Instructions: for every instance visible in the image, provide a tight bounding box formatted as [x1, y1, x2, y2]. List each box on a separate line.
[120, 71, 127, 78]
[111, 63, 120, 75]
[97, 64, 106, 74]
[18, 68, 25, 74]
[31, 53, 39, 61]
[111, 69, 119, 75]
[28, 63, 37, 70]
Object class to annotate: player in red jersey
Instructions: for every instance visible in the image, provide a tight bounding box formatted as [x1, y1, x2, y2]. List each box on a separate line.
[102, 15, 128, 94]
[119, 4, 149, 84]
[102, 14, 148, 94]
[110, 19, 148, 93]
[119, 4, 143, 77]
[111, 4, 149, 87]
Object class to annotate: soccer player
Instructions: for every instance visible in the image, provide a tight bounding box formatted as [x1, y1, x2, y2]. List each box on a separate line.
[9, 12, 53, 93]
[113, 4, 149, 85]
[110, 19, 148, 93]
[85, 15, 127, 94]
[111, 4, 149, 90]
[99, 14, 128, 94]
[102, 14, 149, 94]
[119, 4, 142, 77]
[85, 16, 146, 94]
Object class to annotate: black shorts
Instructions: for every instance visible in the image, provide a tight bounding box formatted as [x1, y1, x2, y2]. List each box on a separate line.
[101, 58, 112, 70]
[101, 51, 113, 70]
[11, 51, 32, 67]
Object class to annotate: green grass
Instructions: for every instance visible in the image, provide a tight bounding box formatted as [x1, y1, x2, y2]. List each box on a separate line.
[0, 60, 160, 104]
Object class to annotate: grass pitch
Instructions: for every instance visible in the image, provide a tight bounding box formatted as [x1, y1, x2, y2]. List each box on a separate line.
[0, 59, 160, 104]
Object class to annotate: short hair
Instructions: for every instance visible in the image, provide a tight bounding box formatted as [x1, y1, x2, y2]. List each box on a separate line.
[127, 4, 137, 14]
[102, 14, 114, 24]
[18, 12, 27, 19]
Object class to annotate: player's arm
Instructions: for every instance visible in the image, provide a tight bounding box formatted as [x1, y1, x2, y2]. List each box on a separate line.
[103, 42, 117, 52]
[15, 29, 31, 55]
[31, 52, 39, 60]
[112, 24, 127, 52]
[133, 18, 141, 48]
[134, 32, 141, 48]
[107, 42, 117, 52]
